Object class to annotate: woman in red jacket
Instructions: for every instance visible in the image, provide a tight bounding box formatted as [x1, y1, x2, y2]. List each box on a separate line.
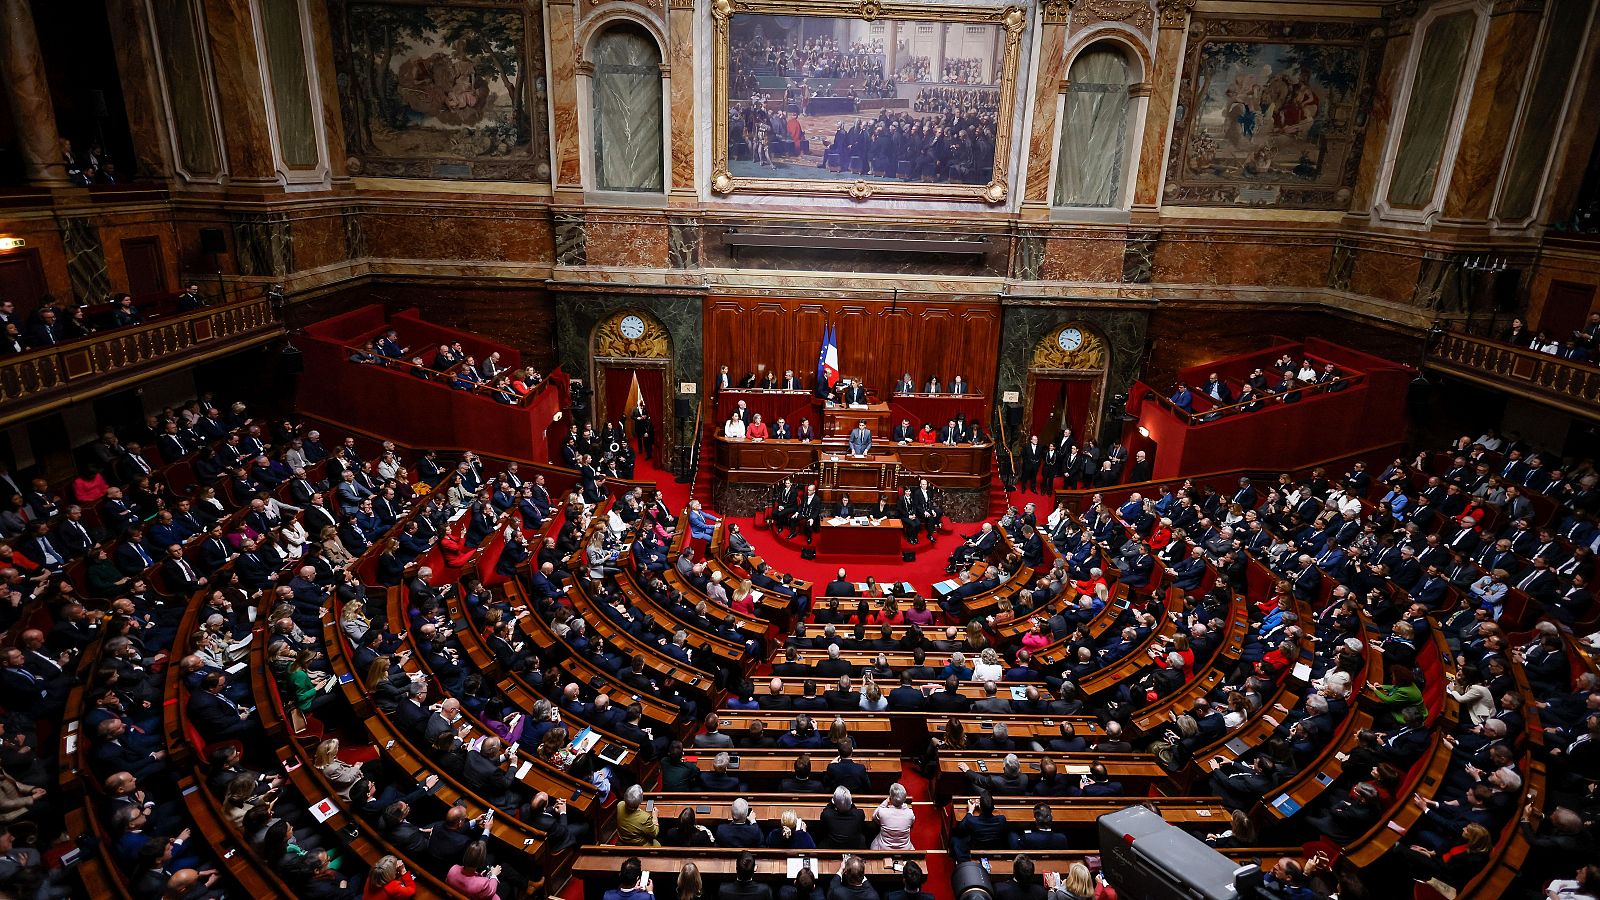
[363, 856, 417, 899]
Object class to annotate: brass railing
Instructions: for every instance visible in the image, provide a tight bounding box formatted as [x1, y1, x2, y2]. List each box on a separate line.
[0, 296, 282, 409]
[1426, 329, 1600, 416]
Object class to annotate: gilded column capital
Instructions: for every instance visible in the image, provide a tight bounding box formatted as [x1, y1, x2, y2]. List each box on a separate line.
[1041, 0, 1074, 26]
[1156, 0, 1194, 28]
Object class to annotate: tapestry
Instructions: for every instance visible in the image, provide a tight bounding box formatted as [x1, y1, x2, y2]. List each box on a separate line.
[1162, 17, 1384, 209]
[329, 0, 550, 181]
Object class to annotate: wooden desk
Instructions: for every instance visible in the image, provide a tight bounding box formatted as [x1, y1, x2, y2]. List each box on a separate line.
[817, 518, 904, 558]
[824, 402, 892, 437]
[685, 748, 902, 782]
[819, 451, 901, 495]
[712, 436, 993, 496]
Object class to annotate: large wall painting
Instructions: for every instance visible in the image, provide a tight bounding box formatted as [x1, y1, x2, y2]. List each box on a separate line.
[1162, 17, 1384, 209]
[711, 0, 1027, 204]
[329, 0, 550, 181]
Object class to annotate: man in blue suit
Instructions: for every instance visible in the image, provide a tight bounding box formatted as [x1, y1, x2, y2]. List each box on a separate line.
[1169, 383, 1195, 413]
[687, 500, 720, 541]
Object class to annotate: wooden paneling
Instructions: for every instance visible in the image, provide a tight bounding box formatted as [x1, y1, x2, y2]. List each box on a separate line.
[0, 249, 49, 318]
[703, 296, 1001, 403]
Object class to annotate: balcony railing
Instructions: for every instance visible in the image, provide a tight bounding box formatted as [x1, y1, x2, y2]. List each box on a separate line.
[0, 296, 282, 416]
[1426, 329, 1600, 417]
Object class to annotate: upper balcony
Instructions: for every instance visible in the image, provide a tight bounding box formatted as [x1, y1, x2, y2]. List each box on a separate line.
[0, 294, 283, 427]
[1424, 328, 1600, 421]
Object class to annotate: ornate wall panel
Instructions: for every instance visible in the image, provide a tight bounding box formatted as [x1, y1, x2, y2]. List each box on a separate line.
[327, 0, 551, 180]
[1162, 16, 1386, 208]
[702, 296, 1002, 400]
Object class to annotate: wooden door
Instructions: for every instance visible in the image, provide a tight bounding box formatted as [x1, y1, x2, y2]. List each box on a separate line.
[1538, 280, 1596, 339]
[121, 237, 168, 301]
[0, 249, 48, 319]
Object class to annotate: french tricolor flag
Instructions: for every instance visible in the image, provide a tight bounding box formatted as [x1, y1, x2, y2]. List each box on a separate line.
[815, 323, 839, 397]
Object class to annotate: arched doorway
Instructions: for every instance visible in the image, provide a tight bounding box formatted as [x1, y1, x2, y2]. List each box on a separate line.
[1025, 323, 1109, 446]
[590, 309, 673, 462]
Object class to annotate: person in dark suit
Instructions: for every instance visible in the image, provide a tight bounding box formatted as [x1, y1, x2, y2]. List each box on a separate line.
[713, 800, 763, 848]
[887, 673, 926, 710]
[185, 672, 260, 743]
[952, 791, 1009, 862]
[1013, 804, 1071, 849]
[717, 852, 774, 900]
[991, 856, 1045, 900]
[824, 739, 872, 794]
[825, 569, 857, 598]
[925, 676, 972, 713]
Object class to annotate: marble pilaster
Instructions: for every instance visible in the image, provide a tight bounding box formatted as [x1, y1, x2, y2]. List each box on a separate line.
[1349, 8, 1417, 214]
[668, 0, 698, 204]
[0, 0, 70, 185]
[1130, 1, 1189, 212]
[548, 0, 584, 197]
[304, 0, 350, 182]
[555, 214, 588, 267]
[1439, 0, 1546, 221]
[1019, 5, 1070, 216]
[199, 0, 278, 186]
[105, 0, 176, 182]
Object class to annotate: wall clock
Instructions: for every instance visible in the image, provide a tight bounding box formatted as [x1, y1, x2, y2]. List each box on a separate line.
[1058, 327, 1083, 352]
[619, 315, 647, 340]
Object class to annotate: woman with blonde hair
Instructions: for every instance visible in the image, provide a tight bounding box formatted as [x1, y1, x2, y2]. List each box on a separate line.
[972, 646, 1004, 681]
[315, 738, 366, 797]
[364, 855, 416, 898]
[763, 809, 816, 849]
[321, 525, 354, 567]
[1051, 862, 1106, 899]
[341, 598, 373, 644]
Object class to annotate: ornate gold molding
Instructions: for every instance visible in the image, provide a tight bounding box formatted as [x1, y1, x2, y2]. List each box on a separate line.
[1083, 0, 1152, 29]
[1030, 324, 1107, 371]
[1155, 0, 1193, 28]
[1041, 0, 1074, 25]
[593, 310, 670, 360]
[709, 0, 1026, 204]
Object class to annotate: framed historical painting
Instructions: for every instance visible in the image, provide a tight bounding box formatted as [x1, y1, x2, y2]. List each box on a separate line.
[1161, 17, 1385, 209]
[710, 0, 1027, 204]
[328, 0, 551, 181]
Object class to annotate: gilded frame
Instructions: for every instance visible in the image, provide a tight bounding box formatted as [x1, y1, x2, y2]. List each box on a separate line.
[710, 0, 1027, 204]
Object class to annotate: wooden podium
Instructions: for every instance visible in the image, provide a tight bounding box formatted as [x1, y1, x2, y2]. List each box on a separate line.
[823, 402, 892, 437]
[818, 449, 901, 501]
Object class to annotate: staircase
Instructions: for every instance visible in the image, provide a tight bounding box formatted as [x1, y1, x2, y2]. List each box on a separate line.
[689, 423, 717, 507]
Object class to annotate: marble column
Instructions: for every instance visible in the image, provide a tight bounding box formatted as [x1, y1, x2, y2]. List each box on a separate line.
[0, 0, 70, 186]
[1130, 0, 1193, 214]
[199, 0, 278, 187]
[548, 0, 584, 199]
[1439, 0, 1547, 222]
[668, 0, 698, 205]
[1018, 1, 1070, 217]
[933, 23, 948, 82]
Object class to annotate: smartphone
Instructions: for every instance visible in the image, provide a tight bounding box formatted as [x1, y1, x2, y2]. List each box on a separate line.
[729, 755, 742, 769]
[646, 799, 655, 813]
[977, 760, 988, 772]
[385, 740, 396, 750]
[283, 758, 301, 773]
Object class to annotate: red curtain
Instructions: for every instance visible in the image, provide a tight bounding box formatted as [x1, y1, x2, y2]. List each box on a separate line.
[601, 366, 665, 451]
[1029, 377, 1092, 442]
